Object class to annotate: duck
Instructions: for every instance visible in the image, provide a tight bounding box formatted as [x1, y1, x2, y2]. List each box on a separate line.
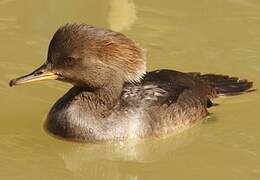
[9, 23, 253, 142]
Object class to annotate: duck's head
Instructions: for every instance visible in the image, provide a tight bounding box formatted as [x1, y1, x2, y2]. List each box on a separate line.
[9, 24, 146, 89]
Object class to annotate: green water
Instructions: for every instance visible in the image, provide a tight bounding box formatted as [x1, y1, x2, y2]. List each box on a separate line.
[1, 0, 260, 179]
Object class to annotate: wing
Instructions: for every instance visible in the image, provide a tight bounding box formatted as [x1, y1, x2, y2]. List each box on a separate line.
[121, 69, 216, 108]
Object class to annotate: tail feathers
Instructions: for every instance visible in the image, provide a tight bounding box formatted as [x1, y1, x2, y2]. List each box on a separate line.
[199, 74, 254, 96]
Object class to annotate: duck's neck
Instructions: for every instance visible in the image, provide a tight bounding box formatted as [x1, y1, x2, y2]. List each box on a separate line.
[74, 76, 125, 116]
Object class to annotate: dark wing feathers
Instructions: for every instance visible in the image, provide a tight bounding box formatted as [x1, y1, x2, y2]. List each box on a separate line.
[121, 69, 253, 108]
[189, 73, 254, 96]
[121, 69, 215, 108]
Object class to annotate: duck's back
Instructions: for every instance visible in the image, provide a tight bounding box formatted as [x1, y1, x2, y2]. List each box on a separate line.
[120, 69, 253, 137]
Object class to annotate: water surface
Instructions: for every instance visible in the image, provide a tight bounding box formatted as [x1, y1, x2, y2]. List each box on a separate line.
[1, 0, 260, 179]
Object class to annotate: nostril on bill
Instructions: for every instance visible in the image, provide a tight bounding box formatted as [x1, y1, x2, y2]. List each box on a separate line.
[34, 70, 44, 76]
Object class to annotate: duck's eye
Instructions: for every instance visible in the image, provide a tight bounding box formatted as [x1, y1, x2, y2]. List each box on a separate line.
[64, 57, 76, 66]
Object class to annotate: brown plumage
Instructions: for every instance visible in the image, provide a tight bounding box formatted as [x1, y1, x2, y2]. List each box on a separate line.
[9, 24, 254, 142]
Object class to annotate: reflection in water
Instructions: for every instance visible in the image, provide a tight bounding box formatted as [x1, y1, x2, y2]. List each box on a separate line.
[108, 0, 136, 31]
[0, 124, 201, 180]
[60, 126, 201, 180]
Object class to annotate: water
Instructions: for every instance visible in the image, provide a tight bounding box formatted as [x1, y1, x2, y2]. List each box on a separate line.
[1, 0, 260, 179]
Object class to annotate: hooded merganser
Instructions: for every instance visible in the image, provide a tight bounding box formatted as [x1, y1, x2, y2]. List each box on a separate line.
[9, 24, 253, 142]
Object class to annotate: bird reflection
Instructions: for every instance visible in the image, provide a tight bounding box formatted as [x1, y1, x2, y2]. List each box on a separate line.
[59, 123, 203, 180]
[108, 0, 137, 31]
